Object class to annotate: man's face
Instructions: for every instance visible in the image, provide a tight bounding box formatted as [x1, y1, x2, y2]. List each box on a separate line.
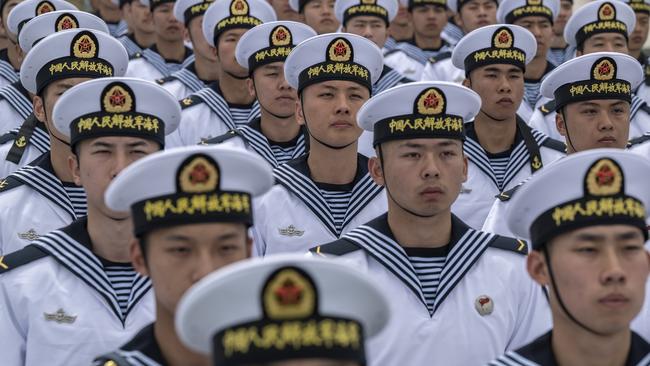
[371, 138, 467, 217]
[303, 0, 338, 34]
[514, 16, 553, 58]
[343, 15, 388, 48]
[216, 28, 248, 78]
[188, 15, 216, 62]
[456, 0, 496, 34]
[464, 64, 524, 120]
[630, 13, 649, 54]
[556, 99, 630, 153]
[297, 80, 369, 148]
[133, 222, 252, 316]
[71, 136, 160, 220]
[249, 62, 297, 118]
[392, 4, 410, 27]
[34, 77, 92, 141]
[528, 225, 650, 335]
[152, 3, 184, 41]
[2, 0, 23, 42]
[127, 0, 154, 34]
[269, 0, 301, 21]
[410, 5, 448, 39]
[553, 0, 572, 37]
[579, 33, 628, 55]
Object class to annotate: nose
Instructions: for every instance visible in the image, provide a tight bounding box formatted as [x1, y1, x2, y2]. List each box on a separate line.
[362, 24, 374, 39]
[111, 152, 131, 179]
[497, 76, 512, 94]
[597, 111, 615, 131]
[601, 249, 626, 285]
[191, 251, 217, 283]
[334, 93, 351, 115]
[421, 153, 441, 179]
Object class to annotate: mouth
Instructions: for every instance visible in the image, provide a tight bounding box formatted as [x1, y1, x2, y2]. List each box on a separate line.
[599, 293, 630, 309]
[497, 98, 513, 106]
[420, 187, 444, 200]
[276, 95, 295, 101]
[330, 120, 353, 128]
[598, 136, 617, 144]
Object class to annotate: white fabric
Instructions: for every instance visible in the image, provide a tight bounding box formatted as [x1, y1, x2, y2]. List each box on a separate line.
[166, 103, 232, 147]
[160, 79, 192, 100]
[420, 58, 465, 84]
[0, 99, 26, 134]
[0, 144, 43, 178]
[384, 51, 425, 80]
[125, 58, 166, 82]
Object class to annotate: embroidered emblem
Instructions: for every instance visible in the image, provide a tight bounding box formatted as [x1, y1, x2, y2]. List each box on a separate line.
[0, 256, 8, 270]
[263, 267, 315, 319]
[592, 58, 616, 81]
[55, 13, 78, 31]
[102, 84, 133, 113]
[44, 309, 77, 324]
[531, 155, 542, 170]
[493, 27, 514, 49]
[416, 88, 445, 115]
[0, 179, 7, 189]
[104, 361, 118, 366]
[527, 0, 541, 5]
[278, 225, 305, 237]
[178, 155, 219, 193]
[36, 0, 55, 14]
[475, 295, 494, 316]
[586, 158, 621, 196]
[231, 0, 249, 15]
[18, 229, 40, 241]
[598, 2, 615, 20]
[182, 97, 193, 106]
[271, 25, 291, 47]
[14, 136, 26, 148]
[72, 32, 98, 59]
[328, 38, 352, 62]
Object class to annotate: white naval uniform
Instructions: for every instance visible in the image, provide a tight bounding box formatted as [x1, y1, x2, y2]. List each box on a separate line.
[125, 46, 193, 81]
[311, 214, 551, 366]
[634, 54, 649, 104]
[0, 81, 33, 134]
[452, 120, 565, 229]
[166, 84, 261, 147]
[546, 45, 575, 67]
[518, 62, 556, 123]
[383, 40, 454, 80]
[0, 152, 86, 254]
[528, 95, 650, 140]
[118, 34, 146, 59]
[421, 54, 465, 84]
[0, 218, 154, 366]
[94, 324, 167, 366]
[0, 49, 19, 90]
[252, 154, 387, 256]
[632, 280, 650, 343]
[204, 117, 308, 168]
[0, 115, 50, 178]
[156, 61, 209, 100]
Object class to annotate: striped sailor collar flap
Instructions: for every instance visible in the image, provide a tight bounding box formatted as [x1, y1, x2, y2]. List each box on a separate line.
[33, 217, 152, 324]
[237, 117, 308, 168]
[342, 214, 495, 316]
[193, 83, 261, 130]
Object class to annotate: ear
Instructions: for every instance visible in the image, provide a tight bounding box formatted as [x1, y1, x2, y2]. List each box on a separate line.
[295, 97, 305, 126]
[555, 110, 567, 137]
[212, 45, 219, 60]
[33, 95, 46, 123]
[462, 78, 471, 89]
[131, 238, 149, 277]
[527, 250, 550, 286]
[461, 153, 468, 183]
[68, 153, 82, 186]
[368, 155, 385, 186]
[246, 77, 256, 99]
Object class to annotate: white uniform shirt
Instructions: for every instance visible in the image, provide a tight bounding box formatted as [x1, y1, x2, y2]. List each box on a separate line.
[0, 219, 154, 366]
[0, 116, 50, 178]
[252, 154, 387, 256]
[452, 121, 565, 229]
[0, 152, 86, 254]
[157, 62, 210, 100]
[117, 34, 145, 59]
[312, 214, 551, 366]
[0, 82, 32, 134]
[0, 49, 19, 90]
[125, 47, 192, 82]
[420, 55, 464, 84]
[384, 40, 454, 80]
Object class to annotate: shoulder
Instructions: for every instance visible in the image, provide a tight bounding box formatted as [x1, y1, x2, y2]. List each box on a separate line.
[427, 51, 452, 64]
[202, 129, 241, 145]
[488, 235, 529, 255]
[540, 136, 566, 153]
[179, 94, 204, 110]
[310, 238, 362, 257]
[538, 100, 556, 116]
[0, 244, 49, 275]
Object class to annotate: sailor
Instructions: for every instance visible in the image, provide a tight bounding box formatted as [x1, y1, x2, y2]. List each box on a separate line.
[114, 0, 156, 57]
[622, 0, 650, 104]
[449, 23, 564, 229]
[311, 81, 551, 366]
[0, 76, 180, 365]
[529, 0, 650, 140]
[0, 10, 111, 177]
[166, 0, 276, 147]
[94, 145, 274, 366]
[175, 255, 390, 365]
[288, 0, 339, 34]
[269, 0, 301, 21]
[546, 0, 572, 66]
[420, 0, 498, 84]
[252, 33, 387, 256]
[488, 149, 650, 366]
[483, 52, 645, 238]
[383, 0, 454, 80]
[383, 0, 412, 51]
[94, 0, 130, 36]
[497, 0, 559, 122]
[124, 0, 193, 81]
[154, 0, 218, 100]
[203, 21, 316, 168]
[0, 29, 128, 254]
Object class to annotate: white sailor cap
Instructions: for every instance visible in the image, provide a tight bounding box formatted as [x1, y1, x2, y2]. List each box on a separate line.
[174, 0, 214, 25]
[396, 0, 447, 10]
[19, 10, 108, 53]
[284, 33, 383, 93]
[175, 254, 390, 365]
[451, 24, 536, 75]
[496, 0, 559, 24]
[507, 149, 650, 249]
[105, 145, 274, 235]
[563, 0, 635, 48]
[358, 81, 481, 146]
[235, 21, 316, 73]
[541, 52, 642, 111]
[615, 0, 650, 14]
[447, 0, 497, 12]
[20, 28, 129, 94]
[52, 77, 181, 148]
[7, 0, 77, 36]
[202, 0, 277, 48]
[140, 0, 176, 11]
[335, 0, 398, 25]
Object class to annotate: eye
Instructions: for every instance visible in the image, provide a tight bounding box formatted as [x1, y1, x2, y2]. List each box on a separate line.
[581, 108, 597, 115]
[402, 152, 420, 159]
[441, 150, 457, 158]
[575, 246, 597, 254]
[318, 92, 334, 98]
[350, 93, 364, 100]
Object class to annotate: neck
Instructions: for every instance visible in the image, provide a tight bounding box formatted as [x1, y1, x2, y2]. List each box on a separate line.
[133, 30, 155, 49]
[473, 112, 517, 153]
[388, 208, 452, 248]
[154, 36, 186, 63]
[550, 35, 567, 49]
[259, 111, 301, 142]
[629, 48, 642, 60]
[155, 305, 210, 366]
[414, 32, 441, 49]
[49, 136, 74, 182]
[193, 53, 219, 82]
[307, 142, 358, 184]
[552, 323, 632, 366]
[525, 56, 548, 80]
[88, 208, 133, 263]
[6, 41, 21, 70]
[390, 23, 413, 41]
[217, 73, 254, 105]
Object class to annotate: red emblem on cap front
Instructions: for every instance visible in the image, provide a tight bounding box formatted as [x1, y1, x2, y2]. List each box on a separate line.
[274, 279, 303, 305]
[334, 41, 347, 57]
[61, 18, 73, 29]
[596, 165, 615, 186]
[109, 89, 126, 108]
[189, 163, 210, 185]
[424, 93, 439, 109]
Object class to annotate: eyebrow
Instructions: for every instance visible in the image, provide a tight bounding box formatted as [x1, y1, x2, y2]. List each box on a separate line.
[575, 230, 642, 242]
[90, 140, 149, 149]
[398, 140, 460, 148]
